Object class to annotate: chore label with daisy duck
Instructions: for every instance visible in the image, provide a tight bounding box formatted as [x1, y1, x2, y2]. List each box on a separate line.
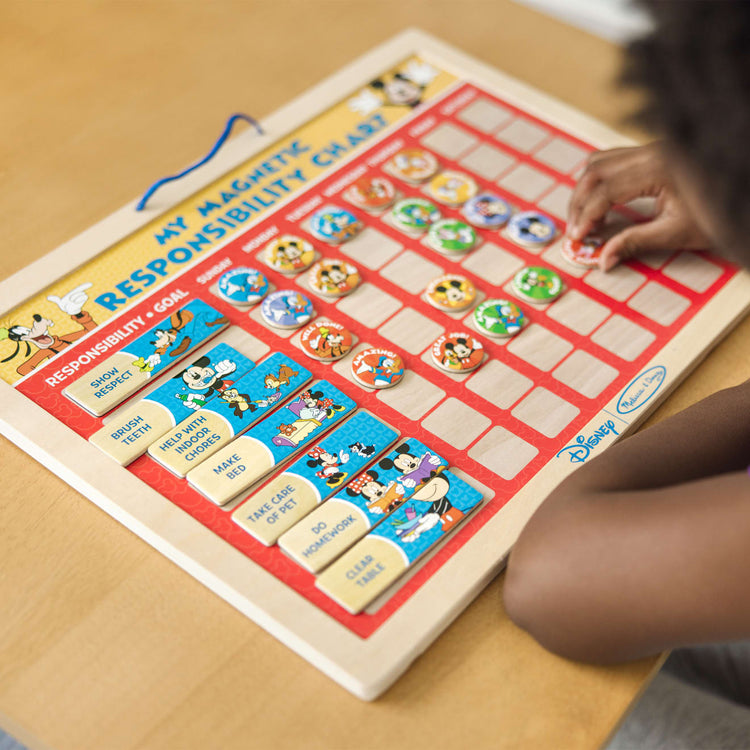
[148, 353, 310, 477]
[232, 411, 399, 546]
[64, 299, 229, 416]
[316, 470, 483, 614]
[187, 380, 357, 505]
[278, 439, 447, 573]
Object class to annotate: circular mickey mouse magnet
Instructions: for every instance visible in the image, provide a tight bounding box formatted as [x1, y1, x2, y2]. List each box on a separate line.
[424, 274, 477, 312]
[431, 331, 484, 373]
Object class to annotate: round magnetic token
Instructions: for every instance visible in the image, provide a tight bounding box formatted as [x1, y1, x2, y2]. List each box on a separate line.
[424, 274, 477, 312]
[561, 235, 603, 268]
[264, 235, 316, 275]
[473, 298, 527, 338]
[343, 175, 396, 211]
[427, 171, 478, 206]
[512, 266, 564, 304]
[216, 266, 269, 306]
[307, 259, 360, 297]
[507, 210, 558, 248]
[309, 205, 363, 244]
[351, 347, 405, 389]
[462, 192, 512, 229]
[431, 331, 484, 373]
[386, 148, 439, 183]
[391, 197, 441, 232]
[427, 219, 477, 254]
[299, 320, 353, 361]
[260, 289, 314, 329]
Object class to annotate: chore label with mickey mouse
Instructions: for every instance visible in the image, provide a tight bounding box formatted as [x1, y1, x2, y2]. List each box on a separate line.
[231, 412, 399, 546]
[278, 439, 447, 573]
[147, 352, 310, 477]
[89, 342, 256, 465]
[64, 299, 229, 416]
[187, 380, 357, 505]
[315, 470, 483, 614]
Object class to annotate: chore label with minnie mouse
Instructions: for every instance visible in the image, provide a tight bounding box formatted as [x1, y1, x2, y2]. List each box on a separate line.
[187, 380, 357, 506]
[89, 342, 256, 466]
[278, 439, 447, 574]
[231, 411, 399, 546]
[316, 470, 483, 614]
[148, 353, 311, 478]
[64, 299, 230, 416]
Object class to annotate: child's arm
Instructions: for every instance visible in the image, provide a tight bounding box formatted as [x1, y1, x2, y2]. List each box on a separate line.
[504, 380, 750, 663]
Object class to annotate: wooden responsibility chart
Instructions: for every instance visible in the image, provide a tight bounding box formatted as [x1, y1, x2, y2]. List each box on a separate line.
[2, 30, 749, 699]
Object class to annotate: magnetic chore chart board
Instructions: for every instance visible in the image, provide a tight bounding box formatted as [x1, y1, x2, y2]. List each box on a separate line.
[2, 29, 750, 700]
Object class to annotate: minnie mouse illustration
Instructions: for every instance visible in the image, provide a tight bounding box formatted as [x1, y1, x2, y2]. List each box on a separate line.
[345, 470, 406, 515]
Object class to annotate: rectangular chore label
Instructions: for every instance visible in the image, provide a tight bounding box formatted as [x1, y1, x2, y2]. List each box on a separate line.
[89, 343, 255, 465]
[231, 412, 399, 546]
[63, 299, 229, 416]
[278, 439, 447, 573]
[315, 470, 483, 614]
[187, 380, 357, 506]
[147, 353, 311, 477]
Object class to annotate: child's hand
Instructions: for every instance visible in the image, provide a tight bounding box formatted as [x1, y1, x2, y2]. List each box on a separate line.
[567, 144, 710, 271]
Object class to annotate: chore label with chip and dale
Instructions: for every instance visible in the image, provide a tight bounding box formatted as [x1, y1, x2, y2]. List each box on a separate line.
[187, 380, 357, 505]
[63, 299, 229, 416]
[89, 343, 256, 465]
[148, 353, 311, 477]
[278, 439, 447, 573]
[316, 470, 483, 613]
[232, 411, 399, 545]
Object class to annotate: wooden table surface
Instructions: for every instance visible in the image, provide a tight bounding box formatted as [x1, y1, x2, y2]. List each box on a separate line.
[4, 2, 749, 749]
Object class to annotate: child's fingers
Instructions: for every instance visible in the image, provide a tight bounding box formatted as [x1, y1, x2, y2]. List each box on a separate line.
[598, 218, 678, 271]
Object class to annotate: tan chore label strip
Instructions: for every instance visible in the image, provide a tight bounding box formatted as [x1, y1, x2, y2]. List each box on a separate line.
[187, 380, 357, 506]
[63, 299, 229, 416]
[89, 343, 255, 465]
[147, 353, 310, 477]
[231, 412, 398, 546]
[315, 470, 483, 614]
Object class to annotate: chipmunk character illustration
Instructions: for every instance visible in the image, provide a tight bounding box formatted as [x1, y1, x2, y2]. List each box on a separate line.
[219, 388, 256, 418]
[263, 363, 298, 391]
[175, 356, 237, 411]
[391, 474, 464, 542]
[0, 283, 98, 376]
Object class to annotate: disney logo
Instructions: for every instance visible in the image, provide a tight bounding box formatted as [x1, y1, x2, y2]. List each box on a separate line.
[556, 420, 620, 464]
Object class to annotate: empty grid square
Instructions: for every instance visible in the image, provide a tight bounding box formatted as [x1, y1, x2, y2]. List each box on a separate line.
[457, 98, 513, 132]
[461, 242, 525, 286]
[336, 283, 401, 327]
[639, 251, 674, 270]
[339, 227, 402, 270]
[378, 307, 443, 355]
[459, 143, 516, 181]
[468, 425, 539, 480]
[507, 324, 574, 371]
[534, 138, 588, 173]
[496, 118, 549, 153]
[421, 397, 491, 450]
[553, 350, 619, 398]
[585, 265, 646, 302]
[546, 289, 610, 335]
[498, 164, 555, 202]
[591, 314, 656, 361]
[512, 387, 580, 438]
[466, 359, 533, 409]
[537, 184, 573, 221]
[627, 281, 691, 326]
[661, 253, 724, 293]
[421, 122, 478, 160]
[376, 371, 445, 421]
[380, 250, 444, 294]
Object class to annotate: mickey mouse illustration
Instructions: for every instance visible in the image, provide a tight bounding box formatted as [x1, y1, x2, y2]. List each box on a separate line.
[319, 263, 355, 293]
[0, 282, 98, 376]
[346, 470, 406, 515]
[175, 355, 237, 411]
[391, 474, 465, 542]
[274, 238, 309, 270]
[441, 337, 481, 370]
[433, 278, 471, 307]
[378, 443, 444, 489]
[347, 61, 438, 115]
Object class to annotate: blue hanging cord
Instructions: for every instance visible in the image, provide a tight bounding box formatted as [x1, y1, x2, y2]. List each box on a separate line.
[135, 113, 264, 211]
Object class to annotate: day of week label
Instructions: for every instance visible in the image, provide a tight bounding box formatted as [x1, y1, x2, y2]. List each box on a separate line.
[89, 343, 255, 465]
[315, 470, 483, 614]
[231, 411, 399, 546]
[278, 439, 446, 573]
[64, 299, 229, 416]
[147, 352, 310, 477]
[187, 380, 357, 506]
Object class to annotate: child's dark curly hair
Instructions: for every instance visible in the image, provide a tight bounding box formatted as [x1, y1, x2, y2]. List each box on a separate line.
[623, 1, 750, 253]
